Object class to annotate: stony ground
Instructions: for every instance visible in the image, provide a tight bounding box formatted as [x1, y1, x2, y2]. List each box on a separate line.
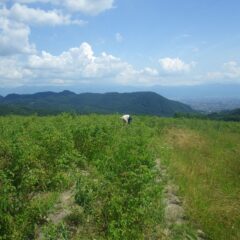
[156, 159, 207, 240]
[36, 186, 80, 239]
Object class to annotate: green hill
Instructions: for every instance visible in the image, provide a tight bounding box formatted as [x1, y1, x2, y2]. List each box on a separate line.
[0, 91, 194, 116]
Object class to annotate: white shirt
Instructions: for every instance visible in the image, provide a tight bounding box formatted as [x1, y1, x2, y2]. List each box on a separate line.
[121, 114, 131, 122]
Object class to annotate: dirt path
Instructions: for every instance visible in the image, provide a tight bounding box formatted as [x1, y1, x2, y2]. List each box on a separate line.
[36, 160, 207, 239]
[48, 189, 75, 224]
[156, 159, 207, 240]
[36, 187, 80, 239]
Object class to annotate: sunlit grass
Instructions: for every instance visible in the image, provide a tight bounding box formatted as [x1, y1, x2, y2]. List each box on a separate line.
[0, 115, 239, 239]
[157, 119, 240, 240]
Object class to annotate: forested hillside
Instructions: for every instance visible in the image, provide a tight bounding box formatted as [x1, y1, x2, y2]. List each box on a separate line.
[175, 108, 240, 122]
[0, 91, 194, 116]
[208, 108, 240, 121]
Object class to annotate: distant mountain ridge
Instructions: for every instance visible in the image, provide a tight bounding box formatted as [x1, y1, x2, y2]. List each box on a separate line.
[0, 91, 194, 116]
[1, 84, 240, 99]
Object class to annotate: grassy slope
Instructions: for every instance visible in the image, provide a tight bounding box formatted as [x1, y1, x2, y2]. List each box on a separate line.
[154, 118, 240, 240]
[0, 115, 239, 239]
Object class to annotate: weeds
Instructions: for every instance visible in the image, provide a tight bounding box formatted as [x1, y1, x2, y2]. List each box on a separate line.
[0, 115, 239, 239]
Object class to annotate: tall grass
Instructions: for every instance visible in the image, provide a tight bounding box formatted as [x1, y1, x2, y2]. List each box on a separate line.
[155, 118, 240, 240]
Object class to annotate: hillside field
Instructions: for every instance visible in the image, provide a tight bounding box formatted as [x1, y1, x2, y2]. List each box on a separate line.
[0, 114, 239, 239]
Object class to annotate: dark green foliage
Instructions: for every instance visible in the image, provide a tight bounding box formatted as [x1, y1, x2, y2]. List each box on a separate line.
[175, 108, 240, 122]
[208, 108, 240, 121]
[1, 114, 238, 239]
[0, 114, 162, 239]
[75, 176, 96, 212]
[72, 118, 157, 239]
[41, 223, 70, 240]
[0, 91, 194, 116]
[0, 115, 84, 239]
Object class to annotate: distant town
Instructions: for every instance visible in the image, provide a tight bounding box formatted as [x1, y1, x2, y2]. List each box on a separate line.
[181, 98, 240, 113]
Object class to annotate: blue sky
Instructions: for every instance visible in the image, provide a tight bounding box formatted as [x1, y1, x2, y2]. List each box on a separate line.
[1, 0, 240, 89]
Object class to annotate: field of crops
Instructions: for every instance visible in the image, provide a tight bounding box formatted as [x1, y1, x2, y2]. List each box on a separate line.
[0, 114, 239, 240]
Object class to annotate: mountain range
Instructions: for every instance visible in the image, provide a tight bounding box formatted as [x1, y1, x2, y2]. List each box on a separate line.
[0, 91, 194, 116]
[1, 84, 240, 99]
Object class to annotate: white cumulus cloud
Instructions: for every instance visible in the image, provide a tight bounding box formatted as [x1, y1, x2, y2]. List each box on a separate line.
[0, 15, 35, 55]
[63, 0, 114, 15]
[159, 57, 194, 72]
[3, 3, 85, 26]
[206, 61, 240, 82]
[223, 61, 240, 78]
[0, 40, 219, 87]
[0, 2, 86, 56]
[13, 0, 115, 15]
[0, 57, 33, 86]
[28, 42, 133, 83]
[0, 42, 161, 86]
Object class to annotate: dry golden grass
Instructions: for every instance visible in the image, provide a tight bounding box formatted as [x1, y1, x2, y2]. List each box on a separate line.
[165, 127, 205, 149]
[158, 121, 240, 240]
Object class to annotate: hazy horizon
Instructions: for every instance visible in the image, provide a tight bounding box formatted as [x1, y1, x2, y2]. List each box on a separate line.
[1, 83, 240, 100]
